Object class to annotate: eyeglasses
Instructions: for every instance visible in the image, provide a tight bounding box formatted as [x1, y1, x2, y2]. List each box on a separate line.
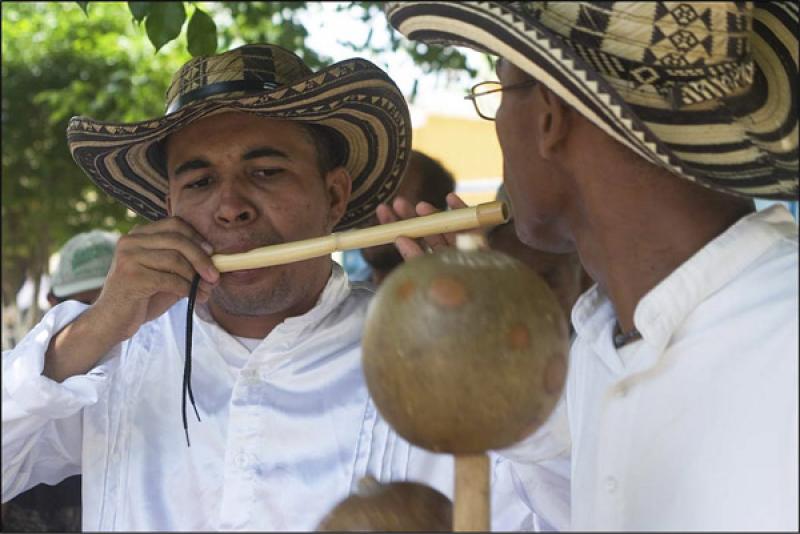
[464, 80, 537, 121]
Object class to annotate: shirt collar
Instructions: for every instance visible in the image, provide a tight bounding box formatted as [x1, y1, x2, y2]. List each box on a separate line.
[634, 205, 794, 349]
[572, 205, 795, 368]
[572, 283, 623, 372]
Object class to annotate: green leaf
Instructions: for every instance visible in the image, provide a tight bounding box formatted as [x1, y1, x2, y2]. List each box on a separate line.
[75, 2, 89, 15]
[144, 1, 186, 53]
[187, 7, 217, 57]
[128, 1, 152, 24]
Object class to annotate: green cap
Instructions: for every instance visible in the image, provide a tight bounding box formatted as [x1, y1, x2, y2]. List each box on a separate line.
[51, 230, 119, 298]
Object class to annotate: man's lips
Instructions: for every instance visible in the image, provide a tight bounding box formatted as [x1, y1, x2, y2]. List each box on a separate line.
[211, 244, 271, 282]
[214, 244, 266, 255]
[221, 266, 272, 283]
[210, 240, 284, 281]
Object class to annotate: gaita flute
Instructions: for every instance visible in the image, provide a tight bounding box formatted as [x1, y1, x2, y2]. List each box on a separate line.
[211, 200, 509, 273]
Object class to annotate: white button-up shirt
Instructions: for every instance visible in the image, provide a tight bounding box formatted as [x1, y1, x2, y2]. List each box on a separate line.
[561, 205, 797, 530]
[2, 264, 547, 531]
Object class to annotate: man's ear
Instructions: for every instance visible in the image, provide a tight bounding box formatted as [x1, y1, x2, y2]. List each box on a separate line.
[324, 166, 352, 231]
[535, 85, 572, 160]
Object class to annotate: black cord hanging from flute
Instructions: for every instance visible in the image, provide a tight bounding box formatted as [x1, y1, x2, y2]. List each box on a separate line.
[183, 273, 202, 447]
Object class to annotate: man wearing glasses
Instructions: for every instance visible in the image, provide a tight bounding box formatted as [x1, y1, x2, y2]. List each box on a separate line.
[465, 79, 538, 121]
[385, 2, 798, 530]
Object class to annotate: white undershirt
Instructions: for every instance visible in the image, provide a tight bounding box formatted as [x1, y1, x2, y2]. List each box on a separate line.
[234, 336, 262, 353]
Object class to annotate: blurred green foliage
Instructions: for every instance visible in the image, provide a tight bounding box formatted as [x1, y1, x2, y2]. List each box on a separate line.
[1, 1, 480, 318]
[2, 2, 189, 310]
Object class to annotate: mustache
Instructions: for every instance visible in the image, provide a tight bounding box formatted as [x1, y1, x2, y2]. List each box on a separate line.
[210, 231, 285, 254]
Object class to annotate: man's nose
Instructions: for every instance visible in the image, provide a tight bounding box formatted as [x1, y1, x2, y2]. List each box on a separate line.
[214, 181, 256, 225]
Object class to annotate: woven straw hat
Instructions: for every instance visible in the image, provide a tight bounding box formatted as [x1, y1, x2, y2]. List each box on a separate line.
[66, 44, 412, 230]
[386, 2, 798, 200]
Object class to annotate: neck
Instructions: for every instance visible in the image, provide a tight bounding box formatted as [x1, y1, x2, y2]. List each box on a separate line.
[572, 167, 754, 332]
[207, 264, 332, 339]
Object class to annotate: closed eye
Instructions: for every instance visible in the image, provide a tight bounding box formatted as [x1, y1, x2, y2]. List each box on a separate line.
[185, 176, 212, 189]
[252, 168, 283, 179]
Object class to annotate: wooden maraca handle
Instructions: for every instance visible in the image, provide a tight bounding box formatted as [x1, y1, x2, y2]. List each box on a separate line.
[211, 201, 509, 273]
[454, 453, 490, 531]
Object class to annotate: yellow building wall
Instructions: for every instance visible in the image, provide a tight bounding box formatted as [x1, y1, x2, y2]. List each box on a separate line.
[412, 114, 503, 205]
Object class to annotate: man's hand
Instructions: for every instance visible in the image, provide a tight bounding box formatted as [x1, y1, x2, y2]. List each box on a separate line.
[95, 217, 220, 341]
[43, 217, 220, 382]
[376, 193, 468, 261]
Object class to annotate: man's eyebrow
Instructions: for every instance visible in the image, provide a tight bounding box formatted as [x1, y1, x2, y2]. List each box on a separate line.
[243, 147, 290, 161]
[174, 158, 211, 178]
[172, 147, 290, 177]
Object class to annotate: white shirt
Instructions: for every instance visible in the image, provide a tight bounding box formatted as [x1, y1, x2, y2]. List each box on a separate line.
[2, 263, 541, 531]
[561, 205, 798, 530]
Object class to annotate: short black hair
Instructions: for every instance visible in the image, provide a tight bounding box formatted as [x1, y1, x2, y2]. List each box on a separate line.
[409, 150, 456, 210]
[300, 122, 347, 176]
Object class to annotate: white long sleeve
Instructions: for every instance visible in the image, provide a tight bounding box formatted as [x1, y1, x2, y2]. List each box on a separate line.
[2, 301, 122, 502]
[2, 266, 570, 530]
[498, 391, 572, 531]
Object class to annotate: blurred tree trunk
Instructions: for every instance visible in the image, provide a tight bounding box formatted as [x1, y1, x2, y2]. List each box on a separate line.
[27, 220, 52, 328]
[1, 203, 29, 307]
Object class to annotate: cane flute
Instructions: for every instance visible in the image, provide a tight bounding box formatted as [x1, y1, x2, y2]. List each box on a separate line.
[181, 201, 508, 447]
[211, 200, 509, 272]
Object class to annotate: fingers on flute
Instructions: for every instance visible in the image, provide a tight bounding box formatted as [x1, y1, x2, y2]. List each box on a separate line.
[414, 201, 439, 217]
[375, 203, 400, 225]
[391, 196, 418, 220]
[414, 201, 455, 250]
[129, 217, 220, 283]
[446, 192, 468, 210]
[127, 232, 219, 284]
[394, 236, 427, 260]
[443, 195, 471, 247]
[423, 234, 451, 251]
[196, 279, 215, 303]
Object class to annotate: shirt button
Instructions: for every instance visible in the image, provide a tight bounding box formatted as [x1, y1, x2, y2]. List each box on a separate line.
[235, 452, 248, 467]
[605, 476, 618, 493]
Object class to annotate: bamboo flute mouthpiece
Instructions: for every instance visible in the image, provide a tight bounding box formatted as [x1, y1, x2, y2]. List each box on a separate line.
[211, 200, 509, 273]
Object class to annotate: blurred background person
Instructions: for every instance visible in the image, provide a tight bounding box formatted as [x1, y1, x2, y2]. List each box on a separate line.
[46, 230, 120, 307]
[2, 229, 118, 533]
[344, 150, 455, 285]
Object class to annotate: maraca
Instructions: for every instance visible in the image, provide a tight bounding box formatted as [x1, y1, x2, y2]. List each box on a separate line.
[361, 235, 568, 530]
[317, 476, 452, 531]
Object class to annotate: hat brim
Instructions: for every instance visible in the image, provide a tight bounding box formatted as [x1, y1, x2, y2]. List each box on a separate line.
[387, 1, 798, 200]
[51, 277, 107, 298]
[67, 58, 411, 230]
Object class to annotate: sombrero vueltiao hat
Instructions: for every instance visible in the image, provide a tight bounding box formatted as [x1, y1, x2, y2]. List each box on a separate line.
[66, 44, 412, 230]
[386, 2, 798, 200]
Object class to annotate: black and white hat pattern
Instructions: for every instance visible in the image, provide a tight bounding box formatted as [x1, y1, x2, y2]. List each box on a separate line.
[387, 2, 798, 200]
[67, 44, 412, 230]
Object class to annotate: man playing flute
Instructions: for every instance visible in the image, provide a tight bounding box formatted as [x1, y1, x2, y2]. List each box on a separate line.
[2, 43, 547, 530]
